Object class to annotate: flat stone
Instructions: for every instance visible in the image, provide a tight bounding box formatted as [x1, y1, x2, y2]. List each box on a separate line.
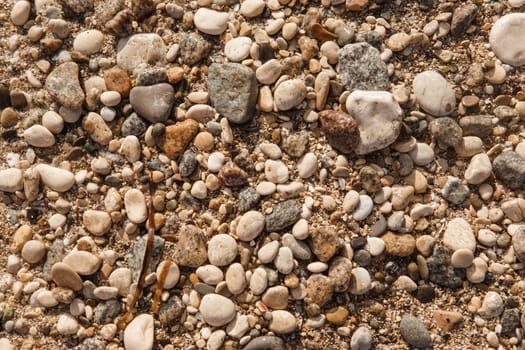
[236, 211, 265, 242]
[124, 314, 154, 350]
[117, 34, 167, 74]
[63, 251, 101, 276]
[339, 42, 388, 91]
[381, 232, 415, 257]
[199, 294, 236, 326]
[0, 168, 23, 192]
[207, 234, 237, 266]
[162, 119, 199, 159]
[45, 62, 85, 109]
[173, 225, 207, 268]
[129, 83, 175, 123]
[208, 63, 258, 124]
[225, 263, 246, 295]
[51, 262, 83, 291]
[83, 210, 112, 236]
[345, 90, 402, 155]
[274, 79, 306, 111]
[225, 36, 252, 62]
[193, 8, 229, 35]
[443, 218, 476, 252]
[35, 164, 75, 192]
[490, 13, 525, 66]
[413, 71, 456, 116]
[24, 125, 55, 147]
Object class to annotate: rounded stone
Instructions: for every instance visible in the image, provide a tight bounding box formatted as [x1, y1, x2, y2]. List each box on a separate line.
[225, 263, 247, 295]
[348, 267, 371, 295]
[124, 314, 154, 350]
[207, 234, 238, 266]
[11, 1, 31, 26]
[225, 37, 252, 62]
[124, 189, 147, 224]
[0, 168, 23, 193]
[73, 30, 104, 55]
[62, 251, 101, 276]
[24, 124, 55, 147]
[108, 267, 132, 296]
[413, 71, 456, 116]
[56, 314, 79, 335]
[199, 294, 236, 326]
[450, 248, 474, 268]
[269, 310, 296, 334]
[83, 210, 112, 236]
[265, 159, 289, 184]
[42, 111, 64, 134]
[51, 262, 83, 291]
[236, 211, 265, 242]
[196, 265, 224, 285]
[256, 59, 282, 85]
[352, 195, 374, 221]
[193, 8, 229, 35]
[489, 13, 525, 66]
[100, 91, 121, 107]
[156, 261, 180, 289]
[21, 240, 46, 264]
[240, 0, 266, 17]
[274, 79, 306, 111]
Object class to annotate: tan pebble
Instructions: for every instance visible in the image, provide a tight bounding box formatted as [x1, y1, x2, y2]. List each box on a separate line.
[431, 310, 463, 332]
[258, 86, 274, 112]
[21, 240, 46, 264]
[11, 224, 32, 253]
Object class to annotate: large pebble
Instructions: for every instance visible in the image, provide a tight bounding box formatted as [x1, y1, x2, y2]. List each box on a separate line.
[83, 210, 112, 236]
[51, 262, 83, 291]
[489, 13, 525, 66]
[173, 225, 207, 268]
[236, 211, 265, 242]
[73, 30, 104, 55]
[478, 291, 503, 318]
[35, 164, 75, 192]
[400, 315, 432, 348]
[348, 267, 371, 295]
[339, 42, 388, 91]
[42, 111, 64, 134]
[225, 263, 246, 295]
[413, 71, 456, 116]
[443, 218, 476, 252]
[207, 234, 237, 266]
[249, 267, 268, 295]
[493, 151, 525, 189]
[21, 240, 46, 264]
[240, 0, 265, 17]
[345, 90, 402, 154]
[63, 251, 101, 276]
[193, 8, 228, 35]
[408, 143, 435, 166]
[352, 195, 373, 221]
[274, 79, 306, 111]
[162, 119, 199, 159]
[11, 0, 31, 25]
[319, 110, 359, 154]
[130, 84, 175, 123]
[24, 125, 55, 147]
[512, 227, 525, 263]
[117, 34, 166, 74]
[351, 326, 373, 350]
[156, 261, 180, 289]
[109, 267, 132, 296]
[199, 294, 236, 326]
[256, 59, 282, 85]
[45, 62, 85, 109]
[124, 314, 154, 350]
[56, 314, 79, 335]
[225, 37, 252, 62]
[297, 153, 317, 178]
[269, 310, 296, 334]
[124, 189, 147, 224]
[0, 168, 23, 192]
[265, 159, 289, 184]
[465, 153, 492, 185]
[82, 112, 112, 145]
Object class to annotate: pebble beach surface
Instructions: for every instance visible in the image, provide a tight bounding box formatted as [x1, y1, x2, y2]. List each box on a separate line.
[1, 0, 525, 349]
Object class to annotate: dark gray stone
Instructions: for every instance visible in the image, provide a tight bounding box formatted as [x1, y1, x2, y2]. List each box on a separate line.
[400, 315, 432, 348]
[208, 63, 258, 124]
[158, 296, 183, 326]
[179, 33, 212, 66]
[93, 300, 121, 324]
[265, 200, 302, 232]
[129, 83, 175, 123]
[136, 67, 167, 86]
[128, 235, 165, 283]
[426, 245, 464, 289]
[451, 4, 477, 36]
[430, 117, 463, 148]
[493, 151, 525, 189]
[179, 150, 197, 177]
[238, 187, 260, 212]
[121, 113, 147, 136]
[338, 42, 388, 91]
[459, 115, 492, 138]
[500, 308, 520, 336]
[242, 336, 285, 350]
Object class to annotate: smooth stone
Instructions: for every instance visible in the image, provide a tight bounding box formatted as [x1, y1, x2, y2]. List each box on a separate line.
[82, 112, 112, 145]
[42, 111, 64, 134]
[381, 232, 416, 257]
[196, 265, 224, 285]
[493, 151, 525, 189]
[478, 291, 503, 318]
[56, 314, 79, 335]
[124, 189, 147, 224]
[21, 240, 46, 264]
[465, 153, 492, 185]
[11, 0, 31, 25]
[450, 248, 474, 268]
[83, 210, 112, 236]
[274, 247, 294, 274]
[45, 62, 85, 109]
[186, 104, 215, 123]
[35, 164, 75, 192]
[199, 294, 236, 326]
[129, 84, 174, 123]
[36, 290, 58, 308]
[274, 79, 306, 111]
[408, 143, 435, 166]
[207, 330, 226, 350]
[0, 168, 23, 192]
[124, 314, 154, 350]
[345, 90, 402, 155]
[352, 195, 373, 221]
[443, 217, 476, 252]
[207, 234, 237, 266]
[394, 275, 418, 292]
[117, 34, 166, 74]
[24, 125, 55, 147]
[100, 91, 121, 107]
[249, 267, 268, 295]
[258, 241, 280, 264]
[400, 315, 432, 348]
[51, 262, 83, 291]
[226, 314, 249, 339]
[240, 0, 265, 17]
[225, 263, 247, 295]
[489, 13, 525, 66]
[173, 225, 208, 268]
[73, 30, 103, 55]
[256, 59, 282, 85]
[108, 267, 132, 296]
[265, 159, 289, 184]
[366, 237, 385, 256]
[156, 260, 180, 289]
[454, 136, 483, 158]
[466, 257, 487, 283]
[242, 336, 285, 350]
[477, 229, 497, 247]
[207, 152, 225, 173]
[512, 227, 525, 263]
[297, 153, 317, 178]
[348, 267, 371, 295]
[119, 135, 141, 163]
[343, 190, 360, 212]
[256, 181, 277, 196]
[236, 211, 265, 242]
[351, 326, 373, 350]
[225, 37, 252, 62]
[413, 71, 456, 116]
[269, 310, 296, 334]
[94, 286, 119, 300]
[63, 251, 101, 275]
[194, 8, 228, 35]
[260, 143, 282, 159]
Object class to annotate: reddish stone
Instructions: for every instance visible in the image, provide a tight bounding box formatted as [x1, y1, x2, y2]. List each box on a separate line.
[162, 119, 199, 159]
[219, 162, 248, 187]
[319, 110, 359, 154]
[104, 67, 132, 97]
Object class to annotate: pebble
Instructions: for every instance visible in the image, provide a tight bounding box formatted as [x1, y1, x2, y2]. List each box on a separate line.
[35, 164, 75, 192]
[478, 291, 503, 319]
[207, 234, 237, 266]
[104, 67, 132, 97]
[100, 91, 121, 107]
[162, 119, 199, 159]
[265, 200, 301, 232]
[443, 218, 476, 252]
[339, 42, 388, 91]
[63, 250, 101, 275]
[345, 90, 402, 155]
[262, 285, 289, 310]
[94, 286, 119, 300]
[116, 34, 166, 74]
[199, 294, 236, 326]
[21, 240, 46, 264]
[512, 227, 525, 263]
[349, 267, 371, 295]
[250, 267, 268, 295]
[413, 71, 456, 116]
[489, 13, 525, 66]
[243, 336, 284, 350]
[343, 190, 360, 212]
[207, 330, 226, 350]
[258, 241, 280, 264]
[208, 63, 258, 124]
[124, 314, 154, 350]
[442, 176, 469, 205]
[319, 110, 359, 154]
[352, 195, 373, 221]
[429, 117, 462, 148]
[108, 267, 132, 296]
[265, 159, 289, 184]
[0, 168, 23, 192]
[82, 112, 113, 145]
[73, 30, 103, 55]
[156, 260, 180, 289]
[219, 162, 248, 187]
[274, 79, 306, 111]
[225, 37, 252, 62]
[466, 257, 487, 283]
[351, 326, 373, 350]
[236, 211, 265, 242]
[11, 0, 31, 25]
[240, 0, 265, 17]
[130, 83, 174, 123]
[24, 125, 56, 147]
[186, 104, 215, 123]
[173, 225, 207, 268]
[225, 263, 246, 295]
[51, 262, 83, 291]
[269, 310, 296, 334]
[83, 210, 112, 236]
[409, 143, 435, 166]
[394, 275, 417, 292]
[207, 152, 225, 173]
[493, 151, 525, 189]
[45, 62, 85, 109]
[42, 111, 64, 134]
[465, 153, 492, 185]
[400, 315, 432, 348]
[451, 4, 477, 36]
[274, 247, 294, 274]
[450, 248, 474, 268]
[381, 232, 416, 257]
[193, 8, 229, 35]
[56, 314, 79, 335]
[124, 189, 147, 224]
[256, 59, 282, 85]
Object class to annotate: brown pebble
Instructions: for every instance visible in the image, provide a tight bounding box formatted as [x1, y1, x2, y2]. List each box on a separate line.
[167, 66, 185, 84]
[319, 110, 359, 154]
[219, 162, 248, 187]
[104, 67, 132, 97]
[162, 119, 199, 159]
